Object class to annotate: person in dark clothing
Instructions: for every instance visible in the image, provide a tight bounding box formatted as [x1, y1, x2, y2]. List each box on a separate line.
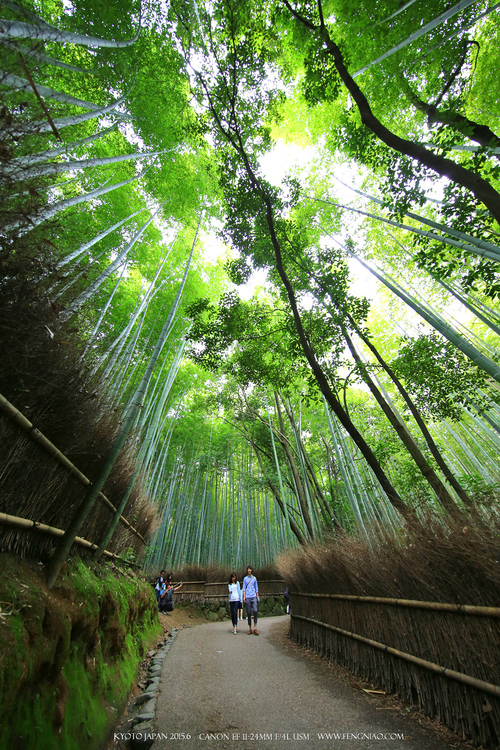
[284, 586, 290, 614]
[158, 572, 183, 614]
[154, 570, 166, 609]
[228, 572, 242, 634]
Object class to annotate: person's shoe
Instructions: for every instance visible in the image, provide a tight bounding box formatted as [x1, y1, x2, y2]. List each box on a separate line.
[247, 628, 253, 635]
[253, 628, 259, 635]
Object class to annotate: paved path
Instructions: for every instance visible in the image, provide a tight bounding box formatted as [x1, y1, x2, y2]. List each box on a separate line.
[152, 617, 458, 750]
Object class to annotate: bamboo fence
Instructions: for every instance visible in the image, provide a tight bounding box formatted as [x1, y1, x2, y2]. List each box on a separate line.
[290, 591, 500, 747]
[0, 393, 145, 540]
[0, 510, 127, 562]
[0, 392, 152, 559]
[174, 579, 286, 604]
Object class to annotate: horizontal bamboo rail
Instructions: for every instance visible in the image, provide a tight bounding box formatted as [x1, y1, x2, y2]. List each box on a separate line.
[176, 580, 206, 584]
[293, 592, 500, 618]
[0, 511, 125, 562]
[204, 592, 284, 599]
[173, 580, 286, 603]
[0, 392, 146, 544]
[292, 613, 500, 699]
[202, 580, 285, 589]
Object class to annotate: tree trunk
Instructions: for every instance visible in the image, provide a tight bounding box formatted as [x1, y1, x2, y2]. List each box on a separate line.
[343, 241, 500, 386]
[91, 333, 189, 561]
[81, 262, 128, 357]
[250, 434, 306, 545]
[409, 95, 500, 157]
[281, 397, 341, 529]
[7, 149, 169, 181]
[259, 189, 413, 522]
[352, 0, 478, 78]
[57, 208, 145, 268]
[328, 178, 500, 258]
[2, 39, 87, 72]
[8, 123, 119, 169]
[282, 3, 500, 224]
[6, 172, 143, 234]
[10, 95, 129, 136]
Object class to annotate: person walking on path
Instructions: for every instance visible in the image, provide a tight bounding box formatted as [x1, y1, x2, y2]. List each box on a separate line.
[228, 572, 242, 634]
[242, 565, 259, 635]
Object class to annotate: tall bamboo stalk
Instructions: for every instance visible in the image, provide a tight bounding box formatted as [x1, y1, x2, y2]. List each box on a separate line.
[46, 217, 201, 587]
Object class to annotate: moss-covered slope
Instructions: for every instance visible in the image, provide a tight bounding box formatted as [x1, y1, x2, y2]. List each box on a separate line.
[0, 554, 161, 750]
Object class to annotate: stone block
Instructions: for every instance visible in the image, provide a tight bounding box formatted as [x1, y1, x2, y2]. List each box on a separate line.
[135, 691, 156, 706]
[138, 698, 156, 716]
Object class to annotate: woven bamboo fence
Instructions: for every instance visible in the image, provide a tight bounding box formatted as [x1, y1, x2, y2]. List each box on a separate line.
[0, 393, 154, 560]
[174, 579, 286, 604]
[290, 591, 500, 746]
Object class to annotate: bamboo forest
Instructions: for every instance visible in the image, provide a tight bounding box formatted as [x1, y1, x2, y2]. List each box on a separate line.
[2, 0, 500, 577]
[3, 0, 500, 747]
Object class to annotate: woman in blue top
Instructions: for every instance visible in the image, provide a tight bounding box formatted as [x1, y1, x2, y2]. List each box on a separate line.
[228, 572, 242, 634]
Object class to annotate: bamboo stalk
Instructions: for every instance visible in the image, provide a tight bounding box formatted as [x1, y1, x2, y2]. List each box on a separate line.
[293, 592, 500, 617]
[292, 613, 500, 699]
[353, 0, 478, 77]
[0, 512, 122, 560]
[0, 392, 146, 544]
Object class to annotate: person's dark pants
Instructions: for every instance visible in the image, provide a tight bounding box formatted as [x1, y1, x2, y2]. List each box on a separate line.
[230, 600, 239, 627]
[246, 598, 258, 627]
[155, 590, 161, 609]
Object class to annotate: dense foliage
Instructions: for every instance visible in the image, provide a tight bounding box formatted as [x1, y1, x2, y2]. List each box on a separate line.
[1, 0, 500, 571]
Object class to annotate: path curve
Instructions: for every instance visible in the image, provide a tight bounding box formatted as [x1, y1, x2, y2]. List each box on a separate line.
[151, 616, 458, 750]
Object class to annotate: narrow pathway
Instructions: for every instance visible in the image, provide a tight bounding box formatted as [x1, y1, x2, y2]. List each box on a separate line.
[151, 616, 459, 750]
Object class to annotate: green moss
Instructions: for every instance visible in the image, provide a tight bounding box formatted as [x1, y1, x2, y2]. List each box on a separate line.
[5, 684, 59, 750]
[59, 620, 159, 749]
[0, 555, 161, 750]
